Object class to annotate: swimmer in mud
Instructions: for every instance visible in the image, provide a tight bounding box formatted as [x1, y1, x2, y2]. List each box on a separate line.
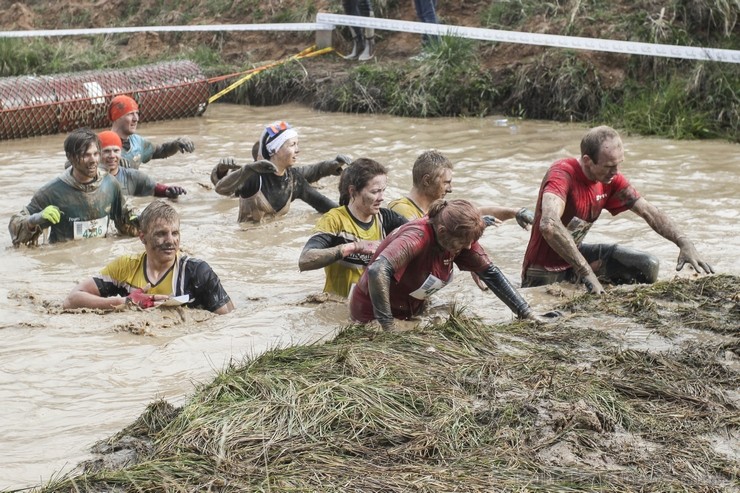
[209, 121, 345, 223]
[522, 125, 714, 293]
[109, 95, 195, 169]
[63, 200, 234, 314]
[350, 199, 558, 331]
[8, 128, 139, 247]
[299, 158, 408, 298]
[97, 131, 187, 199]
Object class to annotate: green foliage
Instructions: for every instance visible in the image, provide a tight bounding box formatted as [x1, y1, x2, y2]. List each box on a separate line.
[229, 62, 314, 106]
[482, 0, 562, 29]
[506, 51, 604, 121]
[320, 36, 499, 118]
[603, 64, 739, 141]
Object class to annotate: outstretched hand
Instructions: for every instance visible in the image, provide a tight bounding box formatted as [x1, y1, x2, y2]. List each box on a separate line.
[250, 159, 278, 174]
[174, 137, 195, 153]
[515, 208, 535, 229]
[482, 215, 502, 228]
[218, 157, 241, 171]
[165, 186, 187, 199]
[331, 154, 352, 175]
[676, 240, 714, 275]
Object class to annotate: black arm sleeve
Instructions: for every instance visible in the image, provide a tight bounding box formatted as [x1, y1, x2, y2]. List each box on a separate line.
[380, 208, 409, 234]
[367, 256, 396, 330]
[295, 160, 340, 184]
[477, 265, 532, 319]
[152, 141, 180, 160]
[294, 173, 338, 213]
[187, 260, 232, 313]
[303, 232, 345, 251]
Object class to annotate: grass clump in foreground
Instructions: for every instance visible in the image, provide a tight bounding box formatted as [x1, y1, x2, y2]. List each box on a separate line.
[37, 275, 739, 492]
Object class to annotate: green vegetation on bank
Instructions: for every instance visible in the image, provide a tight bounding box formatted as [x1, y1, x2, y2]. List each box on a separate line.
[1, 0, 737, 141]
[34, 275, 740, 491]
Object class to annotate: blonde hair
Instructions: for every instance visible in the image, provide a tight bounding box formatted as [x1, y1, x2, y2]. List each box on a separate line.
[139, 200, 179, 232]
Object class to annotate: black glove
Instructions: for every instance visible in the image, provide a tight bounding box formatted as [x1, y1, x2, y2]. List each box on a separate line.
[482, 215, 502, 228]
[515, 208, 535, 229]
[173, 137, 195, 153]
[165, 186, 187, 199]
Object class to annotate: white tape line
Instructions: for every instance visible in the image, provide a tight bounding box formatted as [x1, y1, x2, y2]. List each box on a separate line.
[0, 23, 334, 38]
[318, 13, 740, 64]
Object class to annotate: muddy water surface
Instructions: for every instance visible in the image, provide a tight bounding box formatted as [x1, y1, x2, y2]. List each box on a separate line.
[1, 104, 738, 489]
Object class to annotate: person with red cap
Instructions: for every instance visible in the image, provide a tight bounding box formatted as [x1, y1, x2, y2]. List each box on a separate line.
[109, 94, 195, 169]
[98, 130, 186, 199]
[9, 128, 139, 246]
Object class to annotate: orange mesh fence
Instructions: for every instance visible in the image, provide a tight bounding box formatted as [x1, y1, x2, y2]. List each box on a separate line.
[0, 60, 209, 140]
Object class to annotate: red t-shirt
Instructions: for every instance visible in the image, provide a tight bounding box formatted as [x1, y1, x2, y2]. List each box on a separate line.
[522, 157, 640, 276]
[350, 218, 492, 322]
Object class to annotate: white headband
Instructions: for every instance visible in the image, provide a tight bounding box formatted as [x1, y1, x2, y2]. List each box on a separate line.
[265, 127, 298, 156]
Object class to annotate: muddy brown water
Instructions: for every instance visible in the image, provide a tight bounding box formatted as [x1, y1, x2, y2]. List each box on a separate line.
[0, 103, 738, 489]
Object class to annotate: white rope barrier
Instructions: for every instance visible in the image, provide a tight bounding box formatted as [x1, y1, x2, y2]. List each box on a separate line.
[0, 23, 332, 37]
[317, 13, 740, 64]
[1, 13, 737, 64]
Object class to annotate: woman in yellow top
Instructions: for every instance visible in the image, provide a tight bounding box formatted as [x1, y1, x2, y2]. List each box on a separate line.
[299, 158, 407, 297]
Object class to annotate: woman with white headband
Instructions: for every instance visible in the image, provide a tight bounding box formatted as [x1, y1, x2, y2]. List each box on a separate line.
[213, 121, 339, 223]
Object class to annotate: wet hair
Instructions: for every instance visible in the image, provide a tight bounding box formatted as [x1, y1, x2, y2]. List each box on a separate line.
[412, 150, 453, 187]
[64, 128, 101, 161]
[428, 199, 485, 245]
[338, 158, 387, 206]
[580, 126, 621, 164]
[139, 200, 180, 233]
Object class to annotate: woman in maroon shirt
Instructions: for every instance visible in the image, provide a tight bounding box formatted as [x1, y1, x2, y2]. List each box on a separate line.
[350, 199, 555, 331]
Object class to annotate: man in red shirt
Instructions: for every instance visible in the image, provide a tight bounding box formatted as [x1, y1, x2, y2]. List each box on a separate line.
[522, 125, 713, 294]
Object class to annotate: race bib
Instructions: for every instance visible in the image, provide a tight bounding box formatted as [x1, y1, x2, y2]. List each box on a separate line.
[74, 215, 109, 240]
[409, 273, 451, 300]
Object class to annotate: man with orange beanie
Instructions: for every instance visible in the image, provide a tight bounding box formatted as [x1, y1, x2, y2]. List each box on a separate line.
[98, 131, 186, 199]
[109, 94, 195, 169]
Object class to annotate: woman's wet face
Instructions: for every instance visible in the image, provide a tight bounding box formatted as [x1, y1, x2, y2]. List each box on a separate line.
[435, 225, 474, 256]
[272, 137, 299, 170]
[352, 174, 387, 217]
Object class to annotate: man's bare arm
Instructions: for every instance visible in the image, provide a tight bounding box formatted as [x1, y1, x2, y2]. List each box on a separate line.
[63, 278, 125, 310]
[539, 192, 605, 293]
[631, 197, 714, 274]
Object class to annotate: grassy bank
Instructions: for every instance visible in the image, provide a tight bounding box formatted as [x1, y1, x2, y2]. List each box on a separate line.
[33, 275, 740, 492]
[0, 0, 738, 142]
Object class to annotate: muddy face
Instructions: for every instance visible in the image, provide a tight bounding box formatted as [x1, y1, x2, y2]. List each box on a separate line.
[142, 218, 180, 265]
[351, 174, 387, 220]
[427, 168, 453, 201]
[585, 137, 624, 184]
[70, 143, 100, 182]
[272, 137, 299, 174]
